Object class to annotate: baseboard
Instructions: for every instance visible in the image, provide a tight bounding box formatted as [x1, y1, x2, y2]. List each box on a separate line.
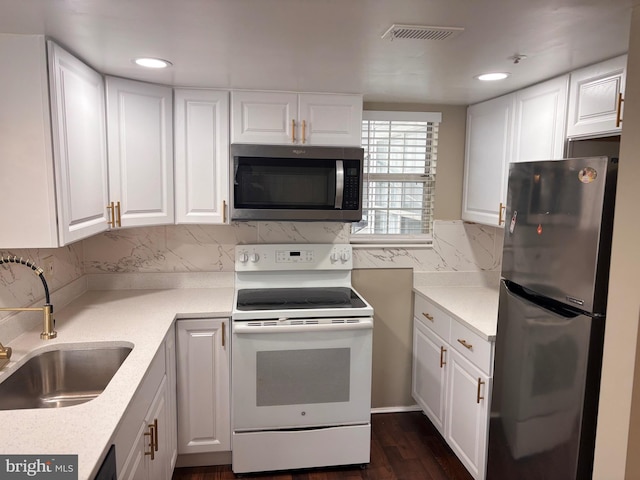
[371, 405, 423, 414]
[175, 451, 232, 468]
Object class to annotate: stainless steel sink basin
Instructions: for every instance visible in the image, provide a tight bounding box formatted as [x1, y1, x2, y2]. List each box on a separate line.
[0, 346, 132, 410]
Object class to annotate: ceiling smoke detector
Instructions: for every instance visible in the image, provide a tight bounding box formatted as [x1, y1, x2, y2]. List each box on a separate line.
[381, 24, 464, 41]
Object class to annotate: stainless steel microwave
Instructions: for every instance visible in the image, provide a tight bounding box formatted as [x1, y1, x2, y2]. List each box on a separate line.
[230, 144, 364, 222]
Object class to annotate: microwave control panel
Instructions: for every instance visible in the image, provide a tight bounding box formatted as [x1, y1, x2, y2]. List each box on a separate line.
[343, 161, 360, 210]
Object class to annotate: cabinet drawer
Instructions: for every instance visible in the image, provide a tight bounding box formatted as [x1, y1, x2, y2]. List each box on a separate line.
[414, 294, 451, 341]
[450, 319, 493, 375]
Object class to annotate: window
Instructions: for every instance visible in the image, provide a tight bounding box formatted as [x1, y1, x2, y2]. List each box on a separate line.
[352, 111, 441, 242]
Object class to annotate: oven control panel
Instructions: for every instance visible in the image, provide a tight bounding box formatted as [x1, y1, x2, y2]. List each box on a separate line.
[235, 244, 352, 271]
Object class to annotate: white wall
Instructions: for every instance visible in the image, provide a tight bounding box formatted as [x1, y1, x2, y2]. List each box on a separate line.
[592, 5, 640, 479]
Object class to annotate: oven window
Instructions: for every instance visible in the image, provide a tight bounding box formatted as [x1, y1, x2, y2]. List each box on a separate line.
[234, 158, 336, 209]
[256, 348, 350, 406]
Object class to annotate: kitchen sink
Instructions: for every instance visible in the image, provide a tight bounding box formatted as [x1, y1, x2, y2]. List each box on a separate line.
[0, 345, 132, 410]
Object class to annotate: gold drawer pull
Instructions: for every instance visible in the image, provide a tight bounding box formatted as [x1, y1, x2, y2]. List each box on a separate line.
[477, 378, 485, 404]
[153, 418, 158, 452]
[144, 422, 156, 460]
[291, 119, 296, 143]
[422, 312, 434, 322]
[498, 202, 506, 225]
[115, 201, 122, 227]
[107, 202, 116, 227]
[440, 346, 447, 368]
[457, 338, 473, 350]
[616, 92, 624, 127]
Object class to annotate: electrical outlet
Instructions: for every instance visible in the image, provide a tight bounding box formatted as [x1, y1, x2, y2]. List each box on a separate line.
[42, 256, 54, 278]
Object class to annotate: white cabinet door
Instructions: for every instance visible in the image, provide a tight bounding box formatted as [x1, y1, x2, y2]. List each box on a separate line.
[298, 93, 362, 146]
[176, 318, 230, 454]
[174, 89, 229, 224]
[164, 328, 178, 470]
[146, 375, 172, 480]
[512, 76, 569, 162]
[231, 91, 362, 146]
[118, 420, 147, 480]
[106, 77, 174, 227]
[231, 91, 297, 144]
[462, 94, 515, 227]
[446, 350, 490, 480]
[566, 55, 627, 138]
[412, 316, 448, 435]
[48, 41, 110, 245]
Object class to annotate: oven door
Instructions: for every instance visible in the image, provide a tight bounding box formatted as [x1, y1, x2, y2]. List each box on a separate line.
[231, 318, 373, 431]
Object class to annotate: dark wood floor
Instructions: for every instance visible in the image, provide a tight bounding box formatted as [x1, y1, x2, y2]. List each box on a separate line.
[172, 412, 473, 480]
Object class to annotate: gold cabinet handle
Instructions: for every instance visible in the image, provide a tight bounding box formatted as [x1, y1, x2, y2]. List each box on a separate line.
[422, 312, 434, 322]
[291, 119, 296, 143]
[498, 202, 506, 225]
[477, 378, 485, 404]
[115, 201, 122, 227]
[440, 346, 447, 368]
[302, 120, 306, 144]
[616, 92, 624, 128]
[223, 199, 227, 223]
[107, 202, 116, 227]
[153, 418, 158, 452]
[144, 422, 156, 460]
[457, 338, 473, 350]
[222, 321, 226, 348]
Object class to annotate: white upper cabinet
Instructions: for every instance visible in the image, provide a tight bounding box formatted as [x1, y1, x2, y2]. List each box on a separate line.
[48, 41, 110, 245]
[462, 93, 515, 227]
[0, 35, 109, 248]
[174, 89, 229, 224]
[231, 91, 362, 146]
[297, 93, 363, 146]
[566, 55, 627, 138]
[512, 75, 569, 162]
[463, 76, 570, 227]
[106, 77, 174, 227]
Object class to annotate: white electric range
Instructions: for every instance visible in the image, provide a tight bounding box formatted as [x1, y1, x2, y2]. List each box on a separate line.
[230, 243, 374, 474]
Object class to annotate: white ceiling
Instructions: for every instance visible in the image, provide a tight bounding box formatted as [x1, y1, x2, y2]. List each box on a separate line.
[0, 0, 635, 105]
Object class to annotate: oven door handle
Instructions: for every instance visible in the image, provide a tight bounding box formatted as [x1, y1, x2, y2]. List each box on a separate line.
[335, 160, 344, 209]
[233, 320, 373, 334]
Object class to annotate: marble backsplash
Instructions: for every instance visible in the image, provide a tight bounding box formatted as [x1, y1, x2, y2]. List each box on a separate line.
[0, 220, 503, 320]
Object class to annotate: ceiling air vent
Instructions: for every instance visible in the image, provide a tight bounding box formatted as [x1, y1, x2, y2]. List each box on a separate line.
[382, 24, 464, 41]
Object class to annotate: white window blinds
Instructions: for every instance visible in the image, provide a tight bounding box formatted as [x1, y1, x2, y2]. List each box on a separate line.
[352, 111, 440, 240]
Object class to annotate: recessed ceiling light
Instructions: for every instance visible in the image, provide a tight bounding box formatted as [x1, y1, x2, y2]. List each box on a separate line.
[133, 57, 172, 69]
[476, 72, 510, 81]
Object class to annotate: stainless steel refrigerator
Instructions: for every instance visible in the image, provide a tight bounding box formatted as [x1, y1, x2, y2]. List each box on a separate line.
[487, 156, 618, 480]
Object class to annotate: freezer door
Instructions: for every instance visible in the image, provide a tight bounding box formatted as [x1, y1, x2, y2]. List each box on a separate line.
[486, 280, 604, 480]
[501, 157, 617, 313]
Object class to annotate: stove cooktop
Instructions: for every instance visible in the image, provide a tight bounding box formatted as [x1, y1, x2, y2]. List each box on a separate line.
[236, 287, 367, 311]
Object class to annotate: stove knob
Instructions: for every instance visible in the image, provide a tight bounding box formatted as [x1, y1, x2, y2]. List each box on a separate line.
[238, 252, 249, 263]
[340, 251, 351, 262]
[330, 252, 340, 263]
[249, 253, 260, 263]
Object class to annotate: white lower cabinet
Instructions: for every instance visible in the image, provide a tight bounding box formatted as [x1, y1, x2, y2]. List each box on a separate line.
[446, 349, 491, 480]
[176, 318, 230, 455]
[412, 293, 494, 480]
[412, 315, 447, 434]
[113, 332, 176, 480]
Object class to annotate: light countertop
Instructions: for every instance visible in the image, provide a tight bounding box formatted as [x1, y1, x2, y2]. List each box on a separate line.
[0, 287, 234, 480]
[413, 284, 499, 340]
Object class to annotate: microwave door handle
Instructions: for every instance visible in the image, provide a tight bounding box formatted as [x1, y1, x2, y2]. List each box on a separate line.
[335, 160, 344, 209]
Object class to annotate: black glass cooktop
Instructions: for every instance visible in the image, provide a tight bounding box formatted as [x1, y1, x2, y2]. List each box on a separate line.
[236, 287, 367, 311]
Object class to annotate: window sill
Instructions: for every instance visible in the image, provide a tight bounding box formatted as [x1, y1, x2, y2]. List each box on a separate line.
[350, 236, 434, 248]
